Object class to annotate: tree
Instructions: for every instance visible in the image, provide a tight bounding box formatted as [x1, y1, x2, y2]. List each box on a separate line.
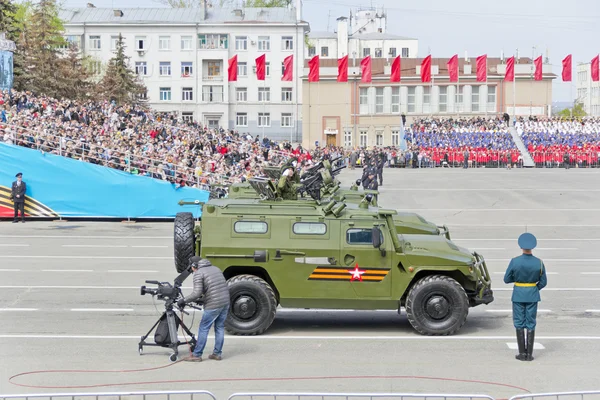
[557, 102, 586, 118]
[95, 34, 147, 105]
[60, 43, 93, 100]
[0, 0, 27, 90]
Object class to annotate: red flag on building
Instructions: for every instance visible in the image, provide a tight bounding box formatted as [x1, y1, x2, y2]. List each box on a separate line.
[228, 55, 238, 81]
[534, 56, 543, 81]
[447, 54, 458, 82]
[390, 56, 401, 82]
[255, 54, 266, 80]
[421, 55, 431, 82]
[337, 55, 348, 82]
[562, 54, 572, 82]
[308, 55, 319, 82]
[476, 54, 487, 82]
[592, 55, 600, 82]
[360, 56, 372, 82]
[282, 55, 293, 81]
[505, 56, 515, 81]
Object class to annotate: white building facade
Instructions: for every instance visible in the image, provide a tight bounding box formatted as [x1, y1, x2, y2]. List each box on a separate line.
[59, 2, 309, 141]
[304, 8, 418, 61]
[576, 62, 600, 116]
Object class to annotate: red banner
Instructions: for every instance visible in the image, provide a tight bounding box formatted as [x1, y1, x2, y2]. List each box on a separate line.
[476, 54, 487, 82]
[228, 55, 237, 81]
[592, 55, 600, 82]
[282, 55, 293, 81]
[562, 54, 572, 82]
[360, 56, 372, 83]
[390, 56, 400, 82]
[255, 54, 266, 80]
[447, 54, 458, 82]
[337, 55, 348, 82]
[421, 55, 431, 82]
[308, 55, 319, 82]
[534, 56, 543, 81]
[505, 56, 514, 81]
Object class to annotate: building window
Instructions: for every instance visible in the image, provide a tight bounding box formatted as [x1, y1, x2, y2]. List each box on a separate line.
[392, 130, 399, 146]
[202, 86, 223, 102]
[344, 131, 352, 147]
[281, 88, 293, 102]
[159, 36, 170, 50]
[181, 36, 193, 50]
[258, 36, 270, 51]
[198, 34, 228, 49]
[402, 47, 409, 57]
[182, 112, 194, 123]
[235, 36, 247, 50]
[236, 113, 248, 127]
[472, 86, 480, 112]
[89, 60, 102, 75]
[282, 36, 293, 50]
[182, 87, 193, 101]
[321, 46, 329, 57]
[237, 62, 247, 76]
[391, 87, 400, 113]
[236, 87, 247, 102]
[363, 48, 370, 57]
[389, 48, 397, 57]
[135, 36, 146, 50]
[359, 131, 368, 147]
[293, 222, 326, 235]
[376, 130, 383, 146]
[407, 86, 416, 112]
[423, 86, 431, 105]
[281, 113, 293, 127]
[206, 61, 221, 78]
[439, 86, 447, 112]
[181, 62, 193, 76]
[308, 46, 316, 56]
[138, 90, 147, 100]
[159, 87, 171, 101]
[135, 62, 147, 76]
[258, 87, 270, 102]
[59, 35, 80, 49]
[264, 62, 271, 76]
[110, 35, 118, 51]
[258, 113, 271, 127]
[90, 35, 101, 50]
[487, 85, 496, 110]
[375, 87, 384, 114]
[375, 48, 382, 58]
[159, 62, 171, 76]
[359, 87, 368, 114]
[457, 86, 463, 109]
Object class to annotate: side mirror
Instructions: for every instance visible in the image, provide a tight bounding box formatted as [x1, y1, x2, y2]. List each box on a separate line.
[372, 226, 382, 249]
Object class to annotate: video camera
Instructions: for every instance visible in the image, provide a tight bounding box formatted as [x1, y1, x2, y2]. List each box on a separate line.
[140, 280, 180, 301]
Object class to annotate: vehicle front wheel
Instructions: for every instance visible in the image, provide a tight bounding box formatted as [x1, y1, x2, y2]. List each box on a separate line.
[405, 275, 469, 336]
[225, 274, 277, 335]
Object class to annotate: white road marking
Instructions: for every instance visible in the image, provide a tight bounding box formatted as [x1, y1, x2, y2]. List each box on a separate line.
[581, 272, 600, 275]
[42, 269, 94, 272]
[62, 245, 128, 248]
[0, 308, 38, 312]
[401, 208, 600, 211]
[486, 259, 600, 262]
[507, 342, 545, 350]
[455, 238, 600, 241]
[493, 288, 600, 291]
[0, 256, 171, 259]
[585, 310, 600, 313]
[0, 244, 30, 247]
[450, 224, 600, 227]
[535, 248, 579, 250]
[0, 236, 172, 239]
[107, 270, 159, 273]
[486, 309, 552, 313]
[70, 308, 135, 312]
[471, 248, 506, 250]
[2, 335, 600, 340]
[384, 189, 600, 192]
[0, 269, 21, 272]
[492, 272, 558, 275]
[131, 245, 169, 248]
[1, 286, 598, 291]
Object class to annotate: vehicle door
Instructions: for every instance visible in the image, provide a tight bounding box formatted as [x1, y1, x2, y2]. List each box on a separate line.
[340, 220, 392, 298]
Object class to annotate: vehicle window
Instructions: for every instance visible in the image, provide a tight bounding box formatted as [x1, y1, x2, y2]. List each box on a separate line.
[234, 221, 268, 234]
[293, 222, 327, 235]
[346, 228, 382, 245]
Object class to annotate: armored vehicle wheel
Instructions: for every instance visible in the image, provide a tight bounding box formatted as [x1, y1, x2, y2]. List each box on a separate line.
[405, 275, 469, 336]
[225, 274, 277, 336]
[174, 212, 195, 273]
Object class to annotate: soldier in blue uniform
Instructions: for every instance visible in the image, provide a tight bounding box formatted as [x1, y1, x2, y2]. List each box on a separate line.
[504, 232, 548, 361]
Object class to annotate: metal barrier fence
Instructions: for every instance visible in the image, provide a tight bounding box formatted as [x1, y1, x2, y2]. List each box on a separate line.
[386, 151, 524, 169]
[0, 390, 217, 400]
[529, 151, 600, 168]
[509, 391, 600, 400]
[227, 393, 497, 400]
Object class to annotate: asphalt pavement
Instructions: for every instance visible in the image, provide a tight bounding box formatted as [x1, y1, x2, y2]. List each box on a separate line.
[1, 168, 600, 399]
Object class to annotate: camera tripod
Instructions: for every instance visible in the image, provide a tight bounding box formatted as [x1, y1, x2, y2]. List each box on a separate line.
[138, 299, 198, 362]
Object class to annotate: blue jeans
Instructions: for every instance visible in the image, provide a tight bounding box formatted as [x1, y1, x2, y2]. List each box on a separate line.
[193, 305, 229, 357]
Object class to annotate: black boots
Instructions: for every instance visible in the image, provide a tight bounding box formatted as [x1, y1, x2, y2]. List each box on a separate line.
[515, 329, 527, 361]
[526, 330, 535, 361]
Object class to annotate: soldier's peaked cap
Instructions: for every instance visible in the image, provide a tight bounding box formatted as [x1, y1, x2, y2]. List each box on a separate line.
[15, 172, 22, 177]
[518, 232, 537, 250]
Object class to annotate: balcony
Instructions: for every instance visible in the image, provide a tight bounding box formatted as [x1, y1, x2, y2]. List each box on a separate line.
[198, 34, 228, 50]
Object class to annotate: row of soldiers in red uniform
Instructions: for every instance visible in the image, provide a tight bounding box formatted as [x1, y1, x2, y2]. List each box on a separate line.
[529, 145, 600, 167]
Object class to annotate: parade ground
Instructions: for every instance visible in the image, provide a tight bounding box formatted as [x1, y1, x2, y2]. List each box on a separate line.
[1, 168, 600, 398]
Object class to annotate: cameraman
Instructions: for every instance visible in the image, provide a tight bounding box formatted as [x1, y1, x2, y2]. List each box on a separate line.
[177, 257, 230, 362]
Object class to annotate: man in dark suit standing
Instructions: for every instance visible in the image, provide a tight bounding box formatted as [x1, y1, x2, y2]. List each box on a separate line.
[11, 172, 26, 223]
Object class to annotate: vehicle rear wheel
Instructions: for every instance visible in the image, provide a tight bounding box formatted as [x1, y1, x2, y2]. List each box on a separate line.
[405, 275, 469, 336]
[225, 274, 277, 336]
[174, 212, 195, 273]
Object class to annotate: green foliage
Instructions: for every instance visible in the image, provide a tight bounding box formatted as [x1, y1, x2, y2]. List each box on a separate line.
[557, 102, 586, 118]
[95, 33, 147, 106]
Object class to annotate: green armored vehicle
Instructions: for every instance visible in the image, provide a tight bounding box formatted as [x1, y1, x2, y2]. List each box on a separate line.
[173, 182, 493, 337]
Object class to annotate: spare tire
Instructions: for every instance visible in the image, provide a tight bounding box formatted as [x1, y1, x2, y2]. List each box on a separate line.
[174, 212, 195, 273]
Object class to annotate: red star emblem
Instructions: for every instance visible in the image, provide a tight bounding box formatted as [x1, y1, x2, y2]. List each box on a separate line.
[348, 264, 365, 281]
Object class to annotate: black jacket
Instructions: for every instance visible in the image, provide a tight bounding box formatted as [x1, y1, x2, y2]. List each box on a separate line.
[11, 181, 26, 203]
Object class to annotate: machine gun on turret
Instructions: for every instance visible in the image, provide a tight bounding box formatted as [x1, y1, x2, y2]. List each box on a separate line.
[296, 161, 346, 201]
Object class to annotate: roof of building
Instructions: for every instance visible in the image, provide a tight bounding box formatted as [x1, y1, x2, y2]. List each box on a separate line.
[59, 7, 305, 25]
[352, 32, 417, 41]
[308, 31, 337, 39]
